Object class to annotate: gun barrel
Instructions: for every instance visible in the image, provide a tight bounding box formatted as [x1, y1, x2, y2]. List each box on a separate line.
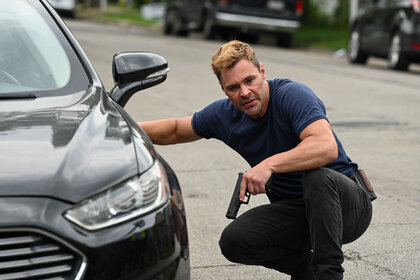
[226, 173, 245, 219]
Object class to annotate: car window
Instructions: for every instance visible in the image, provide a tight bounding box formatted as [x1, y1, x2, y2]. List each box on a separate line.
[0, 0, 89, 96]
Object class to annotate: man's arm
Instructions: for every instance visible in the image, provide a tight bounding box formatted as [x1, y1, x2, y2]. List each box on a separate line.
[240, 119, 338, 200]
[139, 116, 202, 145]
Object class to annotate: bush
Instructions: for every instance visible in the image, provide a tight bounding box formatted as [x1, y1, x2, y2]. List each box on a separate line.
[302, 0, 349, 29]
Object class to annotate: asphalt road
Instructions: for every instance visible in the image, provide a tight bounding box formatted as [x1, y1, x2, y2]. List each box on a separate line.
[66, 18, 420, 279]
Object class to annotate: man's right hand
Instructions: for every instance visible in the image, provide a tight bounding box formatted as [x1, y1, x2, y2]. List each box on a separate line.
[240, 162, 273, 201]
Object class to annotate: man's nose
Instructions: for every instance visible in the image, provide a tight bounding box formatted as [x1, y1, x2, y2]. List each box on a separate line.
[239, 84, 251, 97]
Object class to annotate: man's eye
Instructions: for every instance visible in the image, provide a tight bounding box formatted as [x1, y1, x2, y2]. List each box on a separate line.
[246, 78, 255, 84]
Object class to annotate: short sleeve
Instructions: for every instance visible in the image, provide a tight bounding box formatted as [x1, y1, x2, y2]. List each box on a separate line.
[279, 82, 328, 136]
[192, 100, 228, 140]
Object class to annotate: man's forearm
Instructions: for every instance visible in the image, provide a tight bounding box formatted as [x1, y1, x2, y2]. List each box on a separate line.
[264, 137, 338, 174]
[138, 116, 201, 145]
[265, 118, 338, 173]
[138, 119, 178, 145]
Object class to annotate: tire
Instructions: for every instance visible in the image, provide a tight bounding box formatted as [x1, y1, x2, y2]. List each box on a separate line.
[172, 10, 189, 37]
[163, 9, 173, 35]
[387, 32, 410, 71]
[203, 15, 218, 40]
[67, 9, 76, 19]
[347, 29, 368, 64]
[237, 32, 259, 44]
[276, 33, 293, 48]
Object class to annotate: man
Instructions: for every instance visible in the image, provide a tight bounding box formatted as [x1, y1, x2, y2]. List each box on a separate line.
[139, 40, 373, 279]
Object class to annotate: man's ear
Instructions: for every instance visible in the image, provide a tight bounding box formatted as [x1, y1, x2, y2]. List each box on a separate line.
[259, 64, 266, 79]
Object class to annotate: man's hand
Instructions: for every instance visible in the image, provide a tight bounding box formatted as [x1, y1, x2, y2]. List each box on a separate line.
[239, 162, 273, 201]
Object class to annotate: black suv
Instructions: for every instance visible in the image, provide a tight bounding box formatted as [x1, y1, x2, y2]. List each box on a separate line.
[164, 0, 303, 47]
[348, 0, 420, 70]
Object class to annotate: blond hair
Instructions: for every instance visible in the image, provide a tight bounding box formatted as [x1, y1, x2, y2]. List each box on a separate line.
[211, 40, 260, 81]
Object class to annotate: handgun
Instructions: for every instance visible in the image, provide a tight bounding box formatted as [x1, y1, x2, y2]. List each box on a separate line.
[226, 173, 272, 219]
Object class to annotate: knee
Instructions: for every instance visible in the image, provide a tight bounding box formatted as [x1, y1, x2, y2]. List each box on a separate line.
[219, 223, 250, 263]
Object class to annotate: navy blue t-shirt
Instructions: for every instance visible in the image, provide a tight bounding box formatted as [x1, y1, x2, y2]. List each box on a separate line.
[192, 79, 358, 202]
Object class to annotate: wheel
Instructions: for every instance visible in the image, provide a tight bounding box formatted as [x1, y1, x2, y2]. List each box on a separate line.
[0, 69, 21, 86]
[236, 31, 259, 44]
[276, 33, 292, 48]
[387, 32, 409, 71]
[203, 15, 218, 40]
[163, 9, 173, 35]
[67, 9, 76, 19]
[347, 29, 368, 64]
[172, 10, 189, 37]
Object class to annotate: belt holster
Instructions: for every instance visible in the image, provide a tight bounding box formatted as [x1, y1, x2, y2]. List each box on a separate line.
[353, 169, 377, 201]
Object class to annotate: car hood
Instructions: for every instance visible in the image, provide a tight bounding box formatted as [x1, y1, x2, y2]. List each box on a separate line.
[0, 87, 147, 203]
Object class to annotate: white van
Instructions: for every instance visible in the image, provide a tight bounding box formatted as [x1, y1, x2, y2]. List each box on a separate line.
[48, 0, 77, 18]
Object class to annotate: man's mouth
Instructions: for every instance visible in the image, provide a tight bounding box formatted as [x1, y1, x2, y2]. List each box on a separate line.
[242, 99, 256, 107]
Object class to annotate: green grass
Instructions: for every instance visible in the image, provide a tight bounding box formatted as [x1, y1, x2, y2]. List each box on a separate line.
[79, 4, 158, 26]
[294, 27, 349, 51]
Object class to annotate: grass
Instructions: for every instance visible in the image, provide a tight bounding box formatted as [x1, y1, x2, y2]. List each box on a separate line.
[294, 26, 349, 51]
[77, 4, 349, 51]
[78, 4, 159, 26]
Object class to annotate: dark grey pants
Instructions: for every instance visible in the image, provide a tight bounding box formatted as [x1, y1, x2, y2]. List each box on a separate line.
[219, 168, 373, 280]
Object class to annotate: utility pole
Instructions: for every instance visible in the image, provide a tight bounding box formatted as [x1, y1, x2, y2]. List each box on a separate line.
[100, 0, 107, 13]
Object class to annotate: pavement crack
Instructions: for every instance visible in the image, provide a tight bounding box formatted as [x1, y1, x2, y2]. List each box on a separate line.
[344, 248, 410, 279]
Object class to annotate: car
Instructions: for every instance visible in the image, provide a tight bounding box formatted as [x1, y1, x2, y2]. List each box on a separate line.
[48, 0, 77, 18]
[347, 0, 420, 70]
[164, 0, 304, 47]
[0, 0, 190, 279]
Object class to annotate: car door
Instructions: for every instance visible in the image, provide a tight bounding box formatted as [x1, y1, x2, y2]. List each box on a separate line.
[375, 0, 403, 55]
[360, 0, 386, 55]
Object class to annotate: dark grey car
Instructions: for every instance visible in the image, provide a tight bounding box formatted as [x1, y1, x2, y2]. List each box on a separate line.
[0, 0, 190, 279]
[348, 0, 420, 70]
[164, 0, 303, 47]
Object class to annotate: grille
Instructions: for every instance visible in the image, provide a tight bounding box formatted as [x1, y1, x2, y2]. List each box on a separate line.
[0, 229, 86, 280]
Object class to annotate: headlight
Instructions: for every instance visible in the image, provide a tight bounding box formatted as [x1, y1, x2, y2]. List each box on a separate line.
[64, 160, 170, 231]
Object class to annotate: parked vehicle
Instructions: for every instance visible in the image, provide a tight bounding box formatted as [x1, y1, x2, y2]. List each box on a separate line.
[164, 0, 304, 47]
[0, 0, 190, 279]
[348, 0, 420, 70]
[48, 0, 77, 18]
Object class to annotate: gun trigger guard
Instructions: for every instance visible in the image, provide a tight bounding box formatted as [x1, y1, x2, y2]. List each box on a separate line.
[242, 191, 250, 204]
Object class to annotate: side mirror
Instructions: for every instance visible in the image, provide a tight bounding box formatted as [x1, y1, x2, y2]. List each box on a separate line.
[109, 52, 169, 107]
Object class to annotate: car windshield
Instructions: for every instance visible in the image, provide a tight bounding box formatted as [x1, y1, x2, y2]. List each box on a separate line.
[0, 0, 89, 96]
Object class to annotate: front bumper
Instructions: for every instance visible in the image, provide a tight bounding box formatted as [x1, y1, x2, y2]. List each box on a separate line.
[0, 196, 190, 280]
[214, 11, 300, 32]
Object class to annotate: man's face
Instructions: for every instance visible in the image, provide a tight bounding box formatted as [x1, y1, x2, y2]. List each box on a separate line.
[220, 59, 269, 119]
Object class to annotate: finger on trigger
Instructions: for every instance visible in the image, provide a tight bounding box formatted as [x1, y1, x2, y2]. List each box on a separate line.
[240, 178, 247, 201]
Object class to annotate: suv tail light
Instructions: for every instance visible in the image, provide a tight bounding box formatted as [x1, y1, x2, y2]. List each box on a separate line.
[412, 0, 420, 13]
[296, 0, 304, 16]
[219, 0, 228, 3]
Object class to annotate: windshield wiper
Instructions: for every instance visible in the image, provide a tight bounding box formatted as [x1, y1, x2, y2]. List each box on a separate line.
[0, 93, 36, 100]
